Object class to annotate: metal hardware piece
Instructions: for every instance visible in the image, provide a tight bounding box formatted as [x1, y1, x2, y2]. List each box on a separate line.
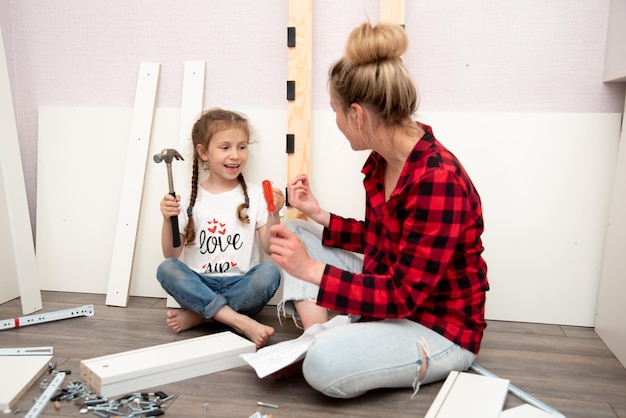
[0, 346, 54, 356]
[24, 372, 66, 418]
[1, 305, 94, 331]
[256, 401, 279, 409]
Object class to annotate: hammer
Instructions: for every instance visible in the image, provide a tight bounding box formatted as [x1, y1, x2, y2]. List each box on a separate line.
[153, 148, 184, 247]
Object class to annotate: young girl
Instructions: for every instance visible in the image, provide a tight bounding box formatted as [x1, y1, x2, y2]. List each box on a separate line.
[157, 108, 283, 348]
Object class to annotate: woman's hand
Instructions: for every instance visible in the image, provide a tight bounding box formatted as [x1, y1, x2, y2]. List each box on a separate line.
[287, 174, 329, 226]
[268, 224, 325, 286]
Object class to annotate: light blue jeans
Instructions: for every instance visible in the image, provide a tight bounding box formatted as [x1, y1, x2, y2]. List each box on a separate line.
[278, 220, 476, 399]
[157, 258, 280, 320]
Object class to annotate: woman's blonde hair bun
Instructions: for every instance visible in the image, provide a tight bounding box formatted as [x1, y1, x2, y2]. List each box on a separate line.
[344, 21, 408, 66]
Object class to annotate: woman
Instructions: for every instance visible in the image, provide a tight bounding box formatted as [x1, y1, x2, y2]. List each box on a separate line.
[268, 21, 489, 399]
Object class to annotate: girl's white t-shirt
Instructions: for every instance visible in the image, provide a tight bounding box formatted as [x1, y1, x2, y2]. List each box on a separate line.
[178, 183, 268, 276]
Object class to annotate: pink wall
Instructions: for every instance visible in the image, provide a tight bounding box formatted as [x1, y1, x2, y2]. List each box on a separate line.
[1, 0, 624, 231]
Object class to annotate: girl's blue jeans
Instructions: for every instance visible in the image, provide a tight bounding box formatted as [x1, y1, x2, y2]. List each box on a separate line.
[278, 220, 476, 399]
[157, 258, 280, 320]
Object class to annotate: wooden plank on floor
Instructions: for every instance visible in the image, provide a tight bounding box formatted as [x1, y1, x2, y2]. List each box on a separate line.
[105, 63, 160, 307]
[0, 25, 42, 314]
[80, 331, 255, 397]
[0, 355, 52, 410]
[425, 371, 509, 418]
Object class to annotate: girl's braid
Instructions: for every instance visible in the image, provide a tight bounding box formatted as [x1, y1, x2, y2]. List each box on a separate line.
[236, 173, 251, 225]
[184, 157, 200, 245]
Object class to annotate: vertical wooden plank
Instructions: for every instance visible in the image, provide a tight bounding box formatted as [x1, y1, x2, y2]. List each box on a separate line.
[602, 0, 626, 82]
[595, 92, 626, 367]
[380, 0, 405, 26]
[166, 61, 205, 308]
[105, 63, 160, 307]
[287, 0, 313, 220]
[174, 61, 206, 199]
[0, 25, 42, 314]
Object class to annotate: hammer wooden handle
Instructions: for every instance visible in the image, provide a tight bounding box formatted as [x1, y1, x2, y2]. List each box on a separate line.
[169, 191, 181, 247]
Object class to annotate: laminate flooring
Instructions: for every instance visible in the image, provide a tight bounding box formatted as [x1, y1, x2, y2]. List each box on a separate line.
[1, 292, 625, 417]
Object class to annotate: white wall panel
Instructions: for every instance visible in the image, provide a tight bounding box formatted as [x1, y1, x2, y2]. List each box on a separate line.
[37, 108, 133, 294]
[313, 110, 621, 326]
[37, 107, 287, 298]
[417, 112, 621, 326]
[36, 107, 620, 325]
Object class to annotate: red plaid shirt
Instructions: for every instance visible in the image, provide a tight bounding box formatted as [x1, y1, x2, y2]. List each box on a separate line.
[318, 123, 488, 354]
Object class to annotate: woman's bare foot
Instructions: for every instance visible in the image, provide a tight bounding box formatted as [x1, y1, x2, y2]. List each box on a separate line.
[166, 309, 206, 333]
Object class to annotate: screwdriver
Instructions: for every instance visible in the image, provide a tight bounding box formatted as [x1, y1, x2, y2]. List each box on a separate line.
[262, 180, 277, 225]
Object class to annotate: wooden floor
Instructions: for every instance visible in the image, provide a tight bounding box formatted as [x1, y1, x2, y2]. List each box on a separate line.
[1, 291, 625, 418]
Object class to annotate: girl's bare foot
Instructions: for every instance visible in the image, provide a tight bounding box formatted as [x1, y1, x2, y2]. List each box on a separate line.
[166, 309, 206, 333]
[212, 305, 274, 348]
[235, 317, 275, 348]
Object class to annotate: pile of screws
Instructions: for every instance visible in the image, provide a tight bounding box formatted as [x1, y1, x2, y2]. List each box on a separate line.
[47, 379, 173, 417]
[40, 362, 173, 417]
[74, 391, 173, 417]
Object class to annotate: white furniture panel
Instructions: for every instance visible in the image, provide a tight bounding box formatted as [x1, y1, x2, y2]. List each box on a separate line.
[106, 63, 160, 307]
[597, 0, 626, 362]
[80, 331, 254, 397]
[37, 107, 133, 294]
[0, 355, 52, 410]
[603, 0, 626, 82]
[595, 96, 626, 367]
[164, 60, 205, 308]
[0, 24, 41, 313]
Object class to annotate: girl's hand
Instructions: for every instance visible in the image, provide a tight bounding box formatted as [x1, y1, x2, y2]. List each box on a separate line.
[271, 187, 285, 212]
[160, 194, 181, 219]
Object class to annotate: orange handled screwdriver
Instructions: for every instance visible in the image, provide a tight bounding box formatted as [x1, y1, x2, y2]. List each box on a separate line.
[262, 180, 279, 226]
[262, 180, 275, 212]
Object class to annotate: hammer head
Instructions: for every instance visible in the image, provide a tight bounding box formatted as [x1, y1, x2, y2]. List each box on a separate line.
[153, 148, 184, 164]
